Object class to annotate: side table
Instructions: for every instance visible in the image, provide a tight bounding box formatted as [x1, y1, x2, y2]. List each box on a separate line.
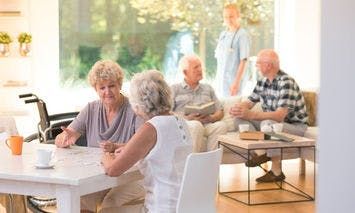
[218, 133, 316, 205]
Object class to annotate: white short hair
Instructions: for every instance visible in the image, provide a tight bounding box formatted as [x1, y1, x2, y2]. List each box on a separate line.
[178, 54, 201, 73]
[130, 70, 172, 117]
[258, 49, 280, 69]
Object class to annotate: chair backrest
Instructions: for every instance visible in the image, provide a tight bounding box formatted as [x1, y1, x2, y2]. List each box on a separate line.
[36, 100, 51, 131]
[176, 148, 222, 213]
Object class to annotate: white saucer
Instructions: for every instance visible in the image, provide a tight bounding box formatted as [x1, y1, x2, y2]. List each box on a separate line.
[35, 163, 55, 169]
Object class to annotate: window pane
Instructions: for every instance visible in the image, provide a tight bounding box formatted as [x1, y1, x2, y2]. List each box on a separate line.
[59, 0, 274, 87]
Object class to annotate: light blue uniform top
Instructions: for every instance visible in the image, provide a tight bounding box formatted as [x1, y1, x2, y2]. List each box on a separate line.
[215, 28, 250, 97]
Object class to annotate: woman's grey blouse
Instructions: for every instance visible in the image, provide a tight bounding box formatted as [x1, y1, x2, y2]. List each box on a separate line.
[69, 96, 142, 147]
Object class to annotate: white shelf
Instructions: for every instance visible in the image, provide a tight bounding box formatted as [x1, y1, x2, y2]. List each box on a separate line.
[0, 55, 32, 59]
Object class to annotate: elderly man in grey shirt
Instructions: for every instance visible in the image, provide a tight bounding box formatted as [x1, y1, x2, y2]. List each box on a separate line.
[171, 54, 227, 152]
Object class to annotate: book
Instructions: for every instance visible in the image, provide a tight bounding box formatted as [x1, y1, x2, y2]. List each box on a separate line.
[184, 101, 215, 116]
[264, 132, 295, 142]
[239, 131, 271, 140]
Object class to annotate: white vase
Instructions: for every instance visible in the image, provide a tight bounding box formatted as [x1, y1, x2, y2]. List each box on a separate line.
[0, 43, 10, 57]
[19, 43, 31, 56]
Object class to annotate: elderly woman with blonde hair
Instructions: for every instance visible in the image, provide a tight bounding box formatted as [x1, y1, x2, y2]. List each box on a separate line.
[101, 70, 192, 212]
[55, 60, 144, 213]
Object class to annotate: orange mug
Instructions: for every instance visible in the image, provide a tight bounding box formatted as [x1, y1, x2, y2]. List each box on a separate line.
[6, 135, 24, 155]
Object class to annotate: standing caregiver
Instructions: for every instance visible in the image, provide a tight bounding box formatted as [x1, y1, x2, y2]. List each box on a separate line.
[215, 3, 250, 97]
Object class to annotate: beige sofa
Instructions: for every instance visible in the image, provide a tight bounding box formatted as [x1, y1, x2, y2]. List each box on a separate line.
[218, 91, 318, 174]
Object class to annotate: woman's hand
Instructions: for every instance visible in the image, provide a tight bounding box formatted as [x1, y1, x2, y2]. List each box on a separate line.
[100, 141, 116, 153]
[114, 144, 126, 155]
[101, 152, 115, 174]
[100, 141, 126, 153]
[54, 127, 79, 148]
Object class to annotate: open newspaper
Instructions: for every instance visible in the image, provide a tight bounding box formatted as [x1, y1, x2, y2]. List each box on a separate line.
[184, 101, 215, 116]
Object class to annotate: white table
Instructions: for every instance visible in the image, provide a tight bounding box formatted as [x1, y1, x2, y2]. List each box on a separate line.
[0, 142, 143, 212]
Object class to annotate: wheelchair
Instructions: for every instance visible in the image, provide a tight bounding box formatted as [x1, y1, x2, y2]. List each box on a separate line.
[19, 93, 79, 143]
[19, 93, 86, 213]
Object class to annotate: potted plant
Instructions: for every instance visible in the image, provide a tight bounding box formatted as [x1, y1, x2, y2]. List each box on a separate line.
[0, 32, 12, 57]
[18, 32, 32, 56]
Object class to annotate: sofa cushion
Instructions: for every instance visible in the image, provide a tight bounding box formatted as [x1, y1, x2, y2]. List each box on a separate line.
[304, 126, 318, 140]
[303, 91, 318, 126]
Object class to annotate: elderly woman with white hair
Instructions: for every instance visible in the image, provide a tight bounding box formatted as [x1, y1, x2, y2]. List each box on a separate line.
[55, 60, 144, 213]
[101, 70, 193, 212]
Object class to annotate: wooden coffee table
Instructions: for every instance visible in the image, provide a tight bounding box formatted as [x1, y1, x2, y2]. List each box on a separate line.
[218, 132, 316, 205]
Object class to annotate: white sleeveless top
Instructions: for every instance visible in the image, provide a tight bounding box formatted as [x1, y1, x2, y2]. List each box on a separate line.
[138, 115, 192, 213]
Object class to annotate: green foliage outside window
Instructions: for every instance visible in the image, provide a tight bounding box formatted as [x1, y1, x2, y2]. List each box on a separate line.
[59, 0, 274, 87]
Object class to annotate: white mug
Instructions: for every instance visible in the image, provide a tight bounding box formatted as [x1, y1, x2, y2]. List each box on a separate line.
[238, 124, 249, 133]
[261, 125, 272, 133]
[36, 149, 53, 166]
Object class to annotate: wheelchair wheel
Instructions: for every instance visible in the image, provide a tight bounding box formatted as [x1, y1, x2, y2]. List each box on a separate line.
[27, 196, 56, 213]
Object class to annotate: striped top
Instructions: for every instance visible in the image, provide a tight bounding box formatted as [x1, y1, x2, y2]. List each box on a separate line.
[248, 70, 308, 124]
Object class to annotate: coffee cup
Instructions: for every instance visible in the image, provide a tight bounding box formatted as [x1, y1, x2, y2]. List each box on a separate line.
[238, 124, 249, 133]
[261, 125, 272, 133]
[36, 148, 53, 166]
[6, 135, 24, 155]
[272, 123, 283, 133]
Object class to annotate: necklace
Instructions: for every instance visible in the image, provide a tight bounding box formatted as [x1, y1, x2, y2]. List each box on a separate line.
[228, 28, 239, 52]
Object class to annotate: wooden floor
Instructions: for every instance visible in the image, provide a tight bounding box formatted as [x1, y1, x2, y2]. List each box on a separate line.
[217, 159, 315, 213]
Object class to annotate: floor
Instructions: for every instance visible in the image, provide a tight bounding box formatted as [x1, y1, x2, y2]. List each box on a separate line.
[217, 159, 315, 213]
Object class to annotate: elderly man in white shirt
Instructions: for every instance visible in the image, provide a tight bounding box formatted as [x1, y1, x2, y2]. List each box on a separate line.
[171, 54, 228, 152]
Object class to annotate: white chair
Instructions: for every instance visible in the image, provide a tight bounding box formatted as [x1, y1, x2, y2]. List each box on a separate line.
[176, 148, 222, 213]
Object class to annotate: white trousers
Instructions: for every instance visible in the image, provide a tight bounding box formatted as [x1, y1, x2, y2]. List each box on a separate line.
[187, 120, 228, 152]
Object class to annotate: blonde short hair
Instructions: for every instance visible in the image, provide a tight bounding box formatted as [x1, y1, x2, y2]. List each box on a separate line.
[87, 60, 124, 88]
[224, 3, 240, 15]
[130, 70, 172, 118]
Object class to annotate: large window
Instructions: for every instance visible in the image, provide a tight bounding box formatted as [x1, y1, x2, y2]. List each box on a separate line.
[59, 0, 274, 88]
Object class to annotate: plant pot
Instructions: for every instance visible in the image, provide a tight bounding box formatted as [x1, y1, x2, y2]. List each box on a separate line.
[0, 43, 10, 57]
[19, 43, 31, 56]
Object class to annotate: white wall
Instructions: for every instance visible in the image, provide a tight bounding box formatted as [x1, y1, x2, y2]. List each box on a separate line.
[318, 0, 355, 212]
[275, 0, 320, 90]
[29, 0, 60, 91]
[0, 0, 32, 114]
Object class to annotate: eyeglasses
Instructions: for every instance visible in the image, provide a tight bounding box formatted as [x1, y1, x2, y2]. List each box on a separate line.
[256, 60, 270, 65]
